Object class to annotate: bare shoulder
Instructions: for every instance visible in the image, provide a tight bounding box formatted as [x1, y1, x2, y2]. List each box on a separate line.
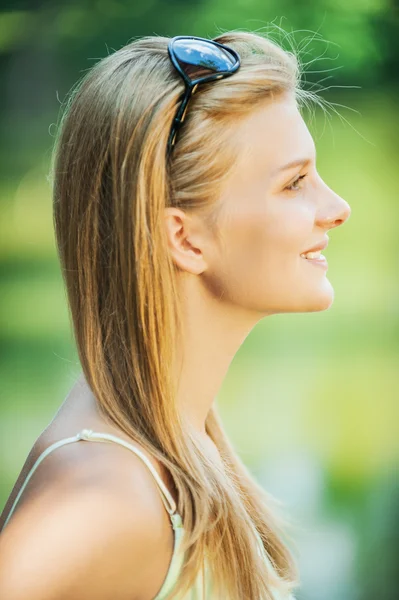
[0, 437, 176, 600]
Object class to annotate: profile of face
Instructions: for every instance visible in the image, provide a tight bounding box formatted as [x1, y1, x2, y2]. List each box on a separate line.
[165, 93, 351, 318]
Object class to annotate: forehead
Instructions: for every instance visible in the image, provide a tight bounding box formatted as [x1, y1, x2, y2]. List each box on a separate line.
[231, 96, 316, 176]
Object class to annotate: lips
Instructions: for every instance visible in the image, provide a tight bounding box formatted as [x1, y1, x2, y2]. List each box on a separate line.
[301, 253, 328, 269]
[300, 250, 323, 259]
[300, 237, 329, 257]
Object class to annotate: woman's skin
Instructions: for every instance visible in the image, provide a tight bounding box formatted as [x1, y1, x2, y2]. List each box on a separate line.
[0, 93, 351, 599]
[167, 93, 351, 441]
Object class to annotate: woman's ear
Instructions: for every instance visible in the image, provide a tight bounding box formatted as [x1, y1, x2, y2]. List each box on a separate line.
[164, 207, 209, 275]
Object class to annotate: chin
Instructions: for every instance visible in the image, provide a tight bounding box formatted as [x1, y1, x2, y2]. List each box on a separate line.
[282, 279, 335, 314]
[303, 282, 335, 312]
[251, 279, 335, 315]
[305, 298, 334, 312]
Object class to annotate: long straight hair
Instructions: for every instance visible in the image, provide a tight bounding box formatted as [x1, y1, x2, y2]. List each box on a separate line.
[50, 27, 330, 600]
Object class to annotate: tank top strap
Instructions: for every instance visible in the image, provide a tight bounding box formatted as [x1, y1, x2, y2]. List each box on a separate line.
[2, 428, 181, 532]
[74, 429, 178, 517]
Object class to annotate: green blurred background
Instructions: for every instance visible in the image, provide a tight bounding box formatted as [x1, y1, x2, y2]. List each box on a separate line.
[0, 2, 398, 599]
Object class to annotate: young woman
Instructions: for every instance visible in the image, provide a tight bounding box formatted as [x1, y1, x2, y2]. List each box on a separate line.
[0, 30, 351, 599]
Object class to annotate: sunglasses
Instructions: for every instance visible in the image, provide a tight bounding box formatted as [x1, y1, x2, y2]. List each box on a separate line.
[166, 35, 241, 156]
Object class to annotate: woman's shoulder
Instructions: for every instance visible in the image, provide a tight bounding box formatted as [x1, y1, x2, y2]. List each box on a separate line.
[0, 472, 168, 599]
[1, 422, 164, 522]
[0, 424, 177, 600]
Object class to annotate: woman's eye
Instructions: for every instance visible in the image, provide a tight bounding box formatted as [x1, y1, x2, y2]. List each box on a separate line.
[285, 174, 307, 192]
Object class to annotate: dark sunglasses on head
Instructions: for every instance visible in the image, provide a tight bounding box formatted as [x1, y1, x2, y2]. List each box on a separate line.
[166, 35, 241, 156]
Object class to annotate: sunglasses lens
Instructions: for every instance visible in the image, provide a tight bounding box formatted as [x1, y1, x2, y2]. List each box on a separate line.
[172, 38, 237, 79]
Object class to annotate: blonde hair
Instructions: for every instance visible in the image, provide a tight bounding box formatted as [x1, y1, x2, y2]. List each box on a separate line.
[50, 27, 328, 600]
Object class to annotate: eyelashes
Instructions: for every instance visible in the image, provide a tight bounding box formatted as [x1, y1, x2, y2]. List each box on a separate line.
[285, 174, 307, 192]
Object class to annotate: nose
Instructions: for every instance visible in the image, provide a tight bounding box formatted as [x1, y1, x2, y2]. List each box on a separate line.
[317, 185, 351, 229]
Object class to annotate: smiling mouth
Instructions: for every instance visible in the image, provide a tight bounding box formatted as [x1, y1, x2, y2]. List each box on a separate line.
[300, 253, 328, 269]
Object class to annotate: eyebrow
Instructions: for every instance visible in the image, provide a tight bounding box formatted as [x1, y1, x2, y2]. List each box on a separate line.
[272, 157, 313, 176]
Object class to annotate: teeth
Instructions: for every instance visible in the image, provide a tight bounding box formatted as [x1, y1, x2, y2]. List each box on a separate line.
[300, 251, 322, 259]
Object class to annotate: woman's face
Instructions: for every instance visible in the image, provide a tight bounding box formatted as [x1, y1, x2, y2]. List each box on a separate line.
[202, 94, 352, 315]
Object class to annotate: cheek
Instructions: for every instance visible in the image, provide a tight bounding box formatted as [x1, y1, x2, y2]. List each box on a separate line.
[205, 201, 314, 307]
[224, 202, 311, 274]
